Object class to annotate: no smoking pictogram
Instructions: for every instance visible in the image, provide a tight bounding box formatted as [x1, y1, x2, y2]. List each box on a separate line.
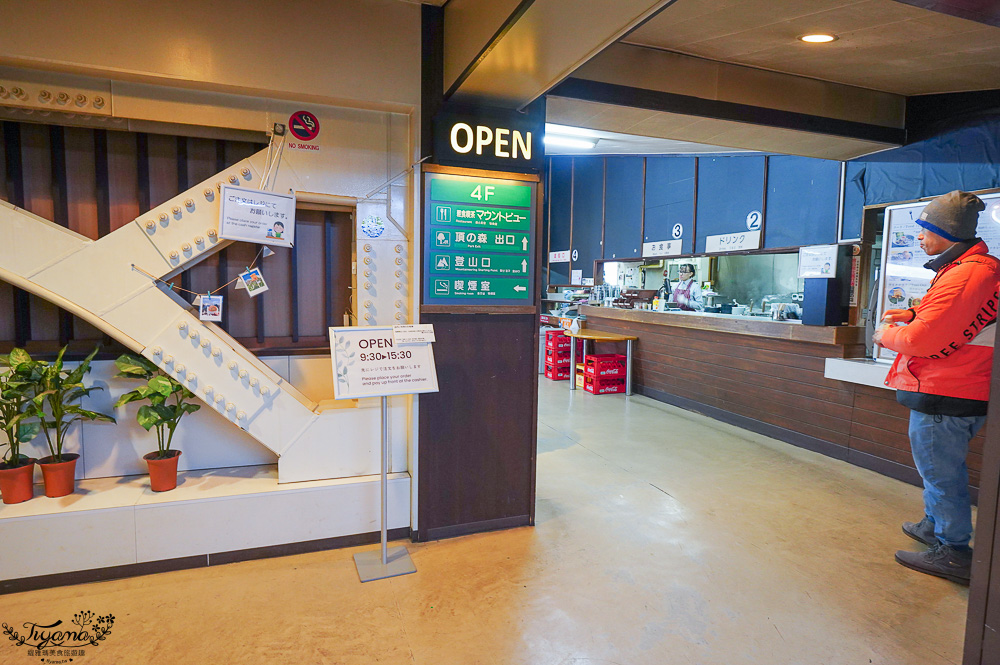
[289, 111, 320, 141]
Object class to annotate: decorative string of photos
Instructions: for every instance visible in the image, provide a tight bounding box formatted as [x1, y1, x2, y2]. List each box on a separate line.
[133, 170, 297, 323]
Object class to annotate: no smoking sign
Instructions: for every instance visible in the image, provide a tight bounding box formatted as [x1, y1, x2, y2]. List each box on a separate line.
[288, 111, 321, 151]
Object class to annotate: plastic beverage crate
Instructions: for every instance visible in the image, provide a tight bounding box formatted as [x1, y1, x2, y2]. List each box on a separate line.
[544, 362, 571, 381]
[544, 347, 571, 367]
[583, 353, 626, 378]
[583, 374, 626, 395]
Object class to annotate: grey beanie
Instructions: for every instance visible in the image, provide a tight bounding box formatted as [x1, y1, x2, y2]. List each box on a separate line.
[916, 190, 985, 242]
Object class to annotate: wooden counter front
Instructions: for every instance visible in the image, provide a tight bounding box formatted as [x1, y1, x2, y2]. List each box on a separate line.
[578, 305, 983, 491]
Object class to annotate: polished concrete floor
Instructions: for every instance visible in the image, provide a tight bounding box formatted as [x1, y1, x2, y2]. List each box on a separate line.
[1, 381, 970, 664]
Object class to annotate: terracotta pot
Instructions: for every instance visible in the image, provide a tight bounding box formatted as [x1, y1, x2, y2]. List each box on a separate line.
[38, 454, 79, 498]
[0, 459, 36, 504]
[144, 450, 182, 492]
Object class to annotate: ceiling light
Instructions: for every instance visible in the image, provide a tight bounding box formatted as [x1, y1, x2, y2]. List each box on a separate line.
[799, 33, 837, 43]
[543, 135, 598, 150]
[544, 123, 599, 138]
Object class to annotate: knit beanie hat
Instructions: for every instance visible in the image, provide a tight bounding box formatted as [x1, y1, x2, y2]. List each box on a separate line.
[915, 190, 985, 241]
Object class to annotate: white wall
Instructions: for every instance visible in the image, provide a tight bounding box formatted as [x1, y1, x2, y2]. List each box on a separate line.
[0, 0, 421, 111]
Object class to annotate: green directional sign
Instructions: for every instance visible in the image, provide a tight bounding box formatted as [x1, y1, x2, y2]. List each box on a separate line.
[424, 173, 536, 306]
[430, 203, 531, 231]
[430, 277, 529, 299]
[430, 253, 530, 276]
[430, 179, 531, 207]
[431, 228, 530, 253]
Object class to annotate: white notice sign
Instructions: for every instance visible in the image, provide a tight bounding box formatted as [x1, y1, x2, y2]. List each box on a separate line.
[798, 244, 839, 279]
[219, 185, 296, 248]
[642, 240, 682, 257]
[549, 250, 570, 263]
[704, 230, 761, 253]
[330, 326, 439, 399]
[393, 324, 435, 345]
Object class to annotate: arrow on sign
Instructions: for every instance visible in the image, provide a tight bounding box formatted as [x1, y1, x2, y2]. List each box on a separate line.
[521, 259, 528, 273]
[514, 285, 526, 292]
[521, 237, 529, 251]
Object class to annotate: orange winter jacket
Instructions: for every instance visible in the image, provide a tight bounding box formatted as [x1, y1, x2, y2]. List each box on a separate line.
[881, 241, 1000, 401]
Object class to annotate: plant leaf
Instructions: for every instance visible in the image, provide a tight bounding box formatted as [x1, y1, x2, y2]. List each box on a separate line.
[147, 376, 174, 398]
[136, 405, 160, 431]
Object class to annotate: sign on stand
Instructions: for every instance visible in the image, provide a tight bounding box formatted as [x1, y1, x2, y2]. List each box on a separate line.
[329, 325, 439, 582]
[330, 326, 439, 400]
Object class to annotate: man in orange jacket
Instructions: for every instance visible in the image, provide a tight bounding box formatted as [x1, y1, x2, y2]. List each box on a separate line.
[875, 190, 1000, 585]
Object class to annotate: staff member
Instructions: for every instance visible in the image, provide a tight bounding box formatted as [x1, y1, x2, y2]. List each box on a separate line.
[874, 190, 1000, 585]
[671, 264, 704, 311]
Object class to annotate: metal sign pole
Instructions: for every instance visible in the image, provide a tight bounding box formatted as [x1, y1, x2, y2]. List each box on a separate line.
[353, 395, 417, 582]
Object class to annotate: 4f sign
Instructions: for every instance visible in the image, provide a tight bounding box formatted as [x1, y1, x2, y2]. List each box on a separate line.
[469, 185, 496, 201]
[450, 123, 532, 161]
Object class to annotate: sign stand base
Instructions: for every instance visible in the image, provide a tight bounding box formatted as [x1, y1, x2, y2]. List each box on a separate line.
[353, 396, 418, 583]
[354, 546, 417, 582]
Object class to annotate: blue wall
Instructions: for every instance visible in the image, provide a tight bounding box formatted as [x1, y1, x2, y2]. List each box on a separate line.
[543, 113, 1000, 283]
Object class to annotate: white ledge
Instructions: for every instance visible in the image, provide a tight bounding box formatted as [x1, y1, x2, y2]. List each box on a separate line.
[824, 358, 891, 390]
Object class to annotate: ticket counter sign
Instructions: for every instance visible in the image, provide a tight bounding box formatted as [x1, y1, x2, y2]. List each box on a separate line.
[330, 326, 439, 399]
[423, 172, 536, 306]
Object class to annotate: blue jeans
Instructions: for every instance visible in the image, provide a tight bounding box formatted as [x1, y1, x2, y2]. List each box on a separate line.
[908, 410, 986, 548]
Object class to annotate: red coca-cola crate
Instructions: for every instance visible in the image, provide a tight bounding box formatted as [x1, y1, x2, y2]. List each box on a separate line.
[545, 329, 570, 350]
[544, 362, 571, 381]
[583, 374, 626, 395]
[584, 354, 627, 378]
[544, 347, 571, 366]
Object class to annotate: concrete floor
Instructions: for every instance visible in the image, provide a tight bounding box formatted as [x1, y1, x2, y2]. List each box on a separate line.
[1, 381, 970, 664]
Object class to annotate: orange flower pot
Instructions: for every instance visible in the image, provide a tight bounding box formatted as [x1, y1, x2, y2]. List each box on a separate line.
[38, 454, 79, 498]
[144, 450, 182, 492]
[0, 459, 36, 504]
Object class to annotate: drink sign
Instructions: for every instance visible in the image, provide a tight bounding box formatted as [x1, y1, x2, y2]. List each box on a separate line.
[330, 326, 439, 399]
[705, 230, 761, 253]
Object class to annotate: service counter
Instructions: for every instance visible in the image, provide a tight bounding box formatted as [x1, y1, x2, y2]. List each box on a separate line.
[578, 305, 985, 490]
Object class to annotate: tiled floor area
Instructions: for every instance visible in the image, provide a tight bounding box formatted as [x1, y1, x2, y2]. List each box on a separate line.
[0, 380, 970, 664]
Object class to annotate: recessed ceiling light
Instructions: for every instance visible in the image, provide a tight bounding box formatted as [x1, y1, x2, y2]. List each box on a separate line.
[799, 33, 837, 43]
[544, 123, 599, 138]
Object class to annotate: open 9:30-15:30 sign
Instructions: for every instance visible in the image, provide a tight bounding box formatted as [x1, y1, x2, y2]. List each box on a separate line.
[360, 350, 413, 362]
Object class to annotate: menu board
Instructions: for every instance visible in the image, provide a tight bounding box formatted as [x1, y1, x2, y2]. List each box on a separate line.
[875, 193, 1000, 362]
[423, 172, 536, 306]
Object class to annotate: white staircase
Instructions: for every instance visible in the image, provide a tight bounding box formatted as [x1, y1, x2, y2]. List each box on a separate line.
[0, 151, 378, 482]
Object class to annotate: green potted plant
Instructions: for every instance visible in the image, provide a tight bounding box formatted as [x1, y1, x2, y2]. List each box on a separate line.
[114, 354, 200, 492]
[31, 346, 115, 498]
[0, 349, 42, 504]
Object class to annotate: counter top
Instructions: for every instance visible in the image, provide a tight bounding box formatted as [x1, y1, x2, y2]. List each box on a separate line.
[580, 305, 865, 346]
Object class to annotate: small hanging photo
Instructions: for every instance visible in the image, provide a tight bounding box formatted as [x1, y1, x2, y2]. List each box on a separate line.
[199, 295, 224, 322]
[239, 267, 270, 297]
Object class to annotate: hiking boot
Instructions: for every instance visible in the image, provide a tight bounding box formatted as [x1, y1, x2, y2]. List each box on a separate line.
[902, 517, 937, 547]
[895, 543, 973, 585]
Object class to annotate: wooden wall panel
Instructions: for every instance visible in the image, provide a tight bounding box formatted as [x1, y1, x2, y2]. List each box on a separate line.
[223, 242, 261, 340]
[588, 317, 986, 489]
[18, 124, 59, 344]
[184, 138, 218, 299]
[107, 130, 140, 232]
[147, 134, 179, 209]
[64, 128, 98, 240]
[326, 211, 354, 330]
[295, 212, 327, 337]
[262, 246, 293, 339]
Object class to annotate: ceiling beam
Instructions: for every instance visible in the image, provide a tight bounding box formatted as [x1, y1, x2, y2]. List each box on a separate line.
[443, 0, 676, 109]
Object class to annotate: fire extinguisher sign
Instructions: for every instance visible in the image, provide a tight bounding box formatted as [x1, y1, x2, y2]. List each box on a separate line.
[288, 111, 320, 151]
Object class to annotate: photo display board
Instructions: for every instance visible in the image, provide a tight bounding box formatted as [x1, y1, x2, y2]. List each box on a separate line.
[423, 172, 536, 306]
[875, 192, 1000, 362]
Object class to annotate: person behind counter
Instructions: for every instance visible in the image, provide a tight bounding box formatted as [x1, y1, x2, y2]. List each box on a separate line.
[671, 264, 704, 311]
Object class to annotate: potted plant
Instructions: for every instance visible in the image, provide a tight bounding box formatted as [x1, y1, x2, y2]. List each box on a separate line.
[114, 354, 200, 492]
[31, 346, 115, 498]
[0, 349, 42, 504]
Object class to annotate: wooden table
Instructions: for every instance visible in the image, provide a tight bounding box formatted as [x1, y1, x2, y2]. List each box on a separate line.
[566, 329, 638, 395]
